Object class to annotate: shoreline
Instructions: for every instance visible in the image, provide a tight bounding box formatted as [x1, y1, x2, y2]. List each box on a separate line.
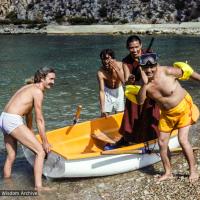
[47, 22, 200, 35]
[0, 22, 200, 35]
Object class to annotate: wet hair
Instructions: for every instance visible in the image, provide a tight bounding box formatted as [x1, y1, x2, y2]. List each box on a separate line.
[25, 76, 34, 84]
[100, 49, 115, 60]
[34, 67, 55, 83]
[126, 35, 142, 49]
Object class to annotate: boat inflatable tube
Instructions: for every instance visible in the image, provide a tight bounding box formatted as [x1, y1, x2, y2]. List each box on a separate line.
[173, 62, 194, 80]
[125, 85, 141, 104]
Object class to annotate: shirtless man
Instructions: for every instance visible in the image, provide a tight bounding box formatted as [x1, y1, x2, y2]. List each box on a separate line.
[97, 49, 125, 117]
[0, 67, 56, 191]
[137, 53, 199, 183]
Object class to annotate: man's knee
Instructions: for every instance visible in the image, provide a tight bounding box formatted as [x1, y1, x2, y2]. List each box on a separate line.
[158, 138, 164, 146]
[35, 147, 46, 158]
[179, 138, 189, 147]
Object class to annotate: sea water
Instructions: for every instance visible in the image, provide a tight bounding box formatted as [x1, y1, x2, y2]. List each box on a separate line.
[0, 34, 200, 193]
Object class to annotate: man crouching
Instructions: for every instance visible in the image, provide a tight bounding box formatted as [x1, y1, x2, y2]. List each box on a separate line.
[0, 67, 56, 191]
[137, 53, 199, 183]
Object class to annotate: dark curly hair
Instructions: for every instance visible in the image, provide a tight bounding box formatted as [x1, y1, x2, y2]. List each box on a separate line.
[100, 49, 115, 60]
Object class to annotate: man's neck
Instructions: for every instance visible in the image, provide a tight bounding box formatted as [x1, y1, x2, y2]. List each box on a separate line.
[35, 83, 45, 92]
[102, 65, 112, 73]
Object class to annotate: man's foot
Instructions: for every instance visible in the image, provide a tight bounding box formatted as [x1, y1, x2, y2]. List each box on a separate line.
[3, 176, 12, 179]
[104, 137, 129, 150]
[189, 172, 199, 183]
[155, 173, 174, 183]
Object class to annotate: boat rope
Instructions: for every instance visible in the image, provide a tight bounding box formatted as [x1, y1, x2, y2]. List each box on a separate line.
[143, 141, 160, 157]
[144, 141, 151, 154]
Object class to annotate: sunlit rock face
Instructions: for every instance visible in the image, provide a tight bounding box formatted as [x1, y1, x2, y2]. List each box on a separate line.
[0, 0, 200, 23]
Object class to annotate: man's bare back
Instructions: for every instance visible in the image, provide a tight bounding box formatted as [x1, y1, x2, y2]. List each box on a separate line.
[4, 84, 43, 116]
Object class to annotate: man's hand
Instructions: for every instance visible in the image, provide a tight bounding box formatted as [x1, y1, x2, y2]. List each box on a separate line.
[101, 112, 109, 118]
[139, 67, 148, 85]
[42, 141, 52, 153]
[125, 74, 135, 85]
[109, 59, 120, 72]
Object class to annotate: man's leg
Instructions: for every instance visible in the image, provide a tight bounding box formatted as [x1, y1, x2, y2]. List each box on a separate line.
[10, 125, 47, 190]
[157, 131, 172, 181]
[178, 125, 199, 183]
[3, 134, 17, 178]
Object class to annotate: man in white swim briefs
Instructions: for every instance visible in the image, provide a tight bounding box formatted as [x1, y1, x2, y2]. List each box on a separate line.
[97, 49, 125, 117]
[0, 67, 56, 191]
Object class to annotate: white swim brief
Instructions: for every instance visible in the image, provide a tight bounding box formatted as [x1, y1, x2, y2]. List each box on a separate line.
[0, 112, 24, 135]
[104, 85, 125, 113]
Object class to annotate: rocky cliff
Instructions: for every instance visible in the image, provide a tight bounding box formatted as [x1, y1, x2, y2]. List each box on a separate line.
[0, 0, 200, 24]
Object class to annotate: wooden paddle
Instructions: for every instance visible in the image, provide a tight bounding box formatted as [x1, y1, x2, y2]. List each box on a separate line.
[73, 105, 82, 124]
[101, 147, 200, 155]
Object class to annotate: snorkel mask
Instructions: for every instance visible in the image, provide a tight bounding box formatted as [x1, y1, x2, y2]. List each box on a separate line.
[139, 53, 158, 68]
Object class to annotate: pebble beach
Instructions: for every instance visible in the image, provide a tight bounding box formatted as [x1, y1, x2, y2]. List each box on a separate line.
[0, 22, 200, 35]
[40, 125, 200, 200]
[2, 126, 200, 200]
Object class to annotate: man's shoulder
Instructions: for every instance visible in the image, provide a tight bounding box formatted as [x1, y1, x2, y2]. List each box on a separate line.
[98, 67, 107, 75]
[97, 69, 106, 80]
[27, 84, 43, 97]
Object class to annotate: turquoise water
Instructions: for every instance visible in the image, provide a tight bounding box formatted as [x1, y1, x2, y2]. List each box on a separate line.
[0, 34, 200, 145]
[0, 34, 200, 191]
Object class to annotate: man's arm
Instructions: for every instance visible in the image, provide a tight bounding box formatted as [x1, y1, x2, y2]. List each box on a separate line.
[34, 90, 51, 153]
[166, 66, 183, 79]
[97, 71, 107, 117]
[25, 111, 33, 132]
[137, 67, 149, 105]
[190, 71, 200, 81]
[109, 60, 125, 84]
[123, 63, 135, 85]
[123, 63, 130, 82]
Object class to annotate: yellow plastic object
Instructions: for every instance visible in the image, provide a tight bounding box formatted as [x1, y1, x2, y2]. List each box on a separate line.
[125, 85, 141, 104]
[173, 62, 194, 80]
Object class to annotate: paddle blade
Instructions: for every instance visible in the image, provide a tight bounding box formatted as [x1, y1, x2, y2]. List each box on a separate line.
[73, 105, 82, 124]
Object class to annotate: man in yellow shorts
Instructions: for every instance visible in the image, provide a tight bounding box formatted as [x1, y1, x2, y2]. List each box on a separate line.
[159, 93, 199, 132]
[137, 53, 199, 183]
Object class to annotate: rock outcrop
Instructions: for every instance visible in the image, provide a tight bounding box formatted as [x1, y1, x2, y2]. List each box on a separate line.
[0, 0, 200, 24]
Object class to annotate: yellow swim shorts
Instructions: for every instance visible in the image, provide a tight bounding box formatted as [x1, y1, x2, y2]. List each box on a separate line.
[158, 93, 199, 133]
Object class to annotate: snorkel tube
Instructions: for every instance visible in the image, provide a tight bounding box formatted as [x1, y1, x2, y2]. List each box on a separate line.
[146, 37, 155, 53]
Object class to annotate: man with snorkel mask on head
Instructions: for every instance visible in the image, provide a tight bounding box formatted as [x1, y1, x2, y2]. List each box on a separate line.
[137, 52, 200, 183]
[97, 49, 125, 117]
